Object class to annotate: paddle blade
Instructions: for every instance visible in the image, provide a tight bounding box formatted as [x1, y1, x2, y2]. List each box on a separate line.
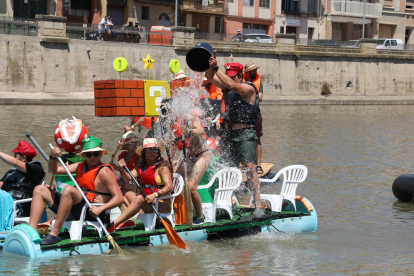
[107, 234, 124, 256]
[161, 220, 189, 251]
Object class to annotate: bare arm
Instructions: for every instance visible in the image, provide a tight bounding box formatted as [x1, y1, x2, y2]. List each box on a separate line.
[118, 158, 137, 182]
[259, 92, 263, 102]
[0, 151, 27, 173]
[189, 115, 205, 136]
[0, 181, 3, 189]
[206, 51, 254, 96]
[49, 147, 78, 175]
[145, 163, 173, 204]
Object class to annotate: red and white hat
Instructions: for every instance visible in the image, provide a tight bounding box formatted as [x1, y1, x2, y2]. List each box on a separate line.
[173, 70, 187, 80]
[119, 131, 143, 150]
[135, 138, 165, 156]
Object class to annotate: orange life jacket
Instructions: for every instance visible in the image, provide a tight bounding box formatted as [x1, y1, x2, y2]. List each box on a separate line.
[129, 117, 152, 130]
[243, 73, 261, 92]
[76, 161, 116, 202]
[201, 85, 222, 100]
[172, 112, 206, 150]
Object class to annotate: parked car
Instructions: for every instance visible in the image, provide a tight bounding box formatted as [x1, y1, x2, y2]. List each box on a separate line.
[309, 39, 339, 47]
[376, 39, 403, 50]
[244, 34, 273, 43]
[341, 40, 361, 48]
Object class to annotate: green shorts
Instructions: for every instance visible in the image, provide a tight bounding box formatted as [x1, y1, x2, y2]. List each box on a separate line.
[230, 127, 258, 165]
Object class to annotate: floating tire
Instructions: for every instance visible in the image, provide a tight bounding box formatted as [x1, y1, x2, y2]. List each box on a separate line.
[392, 174, 414, 202]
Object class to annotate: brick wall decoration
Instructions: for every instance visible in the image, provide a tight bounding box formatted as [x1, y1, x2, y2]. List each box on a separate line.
[94, 80, 145, 117]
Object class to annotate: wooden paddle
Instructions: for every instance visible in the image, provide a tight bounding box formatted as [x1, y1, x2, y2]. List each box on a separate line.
[181, 117, 193, 228]
[110, 144, 120, 165]
[123, 166, 189, 250]
[48, 144, 124, 256]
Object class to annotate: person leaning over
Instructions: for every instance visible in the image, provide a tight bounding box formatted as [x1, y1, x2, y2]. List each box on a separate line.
[29, 136, 123, 245]
[107, 138, 173, 231]
[244, 62, 264, 174]
[205, 52, 264, 219]
[0, 140, 45, 217]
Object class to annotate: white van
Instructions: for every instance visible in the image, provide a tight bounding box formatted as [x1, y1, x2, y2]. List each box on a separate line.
[376, 39, 404, 50]
[244, 34, 273, 43]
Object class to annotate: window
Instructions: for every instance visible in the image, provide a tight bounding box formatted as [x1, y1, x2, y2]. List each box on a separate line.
[391, 40, 397, 46]
[142, 6, 150, 20]
[243, 23, 266, 30]
[243, 0, 254, 6]
[280, 26, 285, 33]
[215, 17, 221, 33]
[228, 0, 234, 2]
[259, 0, 269, 8]
[282, 0, 299, 13]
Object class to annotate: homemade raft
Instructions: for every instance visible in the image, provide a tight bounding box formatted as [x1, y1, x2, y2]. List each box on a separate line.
[2, 199, 317, 258]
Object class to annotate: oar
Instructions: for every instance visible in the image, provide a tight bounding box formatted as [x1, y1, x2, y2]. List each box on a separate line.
[48, 144, 124, 256]
[26, 133, 55, 188]
[123, 166, 189, 250]
[110, 144, 120, 165]
[181, 116, 193, 227]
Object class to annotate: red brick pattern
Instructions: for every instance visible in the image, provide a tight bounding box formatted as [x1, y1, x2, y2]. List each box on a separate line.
[94, 80, 145, 117]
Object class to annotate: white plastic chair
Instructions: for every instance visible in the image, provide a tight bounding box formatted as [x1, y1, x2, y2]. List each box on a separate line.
[133, 173, 184, 231]
[259, 165, 308, 212]
[12, 198, 32, 227]
[51, 203, 106, 240]
[197, 168, 242, 223]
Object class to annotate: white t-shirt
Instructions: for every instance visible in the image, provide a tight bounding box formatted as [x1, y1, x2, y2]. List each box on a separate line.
[99, 18, 107, 26]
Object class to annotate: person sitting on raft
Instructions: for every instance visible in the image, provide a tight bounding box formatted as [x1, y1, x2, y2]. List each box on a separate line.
[172, 111, 213, 225]
[107, 138, 173, 231]
[29, 136, 124, 245]
[0, 140, 45, 217]
[110, 131, 141, 193]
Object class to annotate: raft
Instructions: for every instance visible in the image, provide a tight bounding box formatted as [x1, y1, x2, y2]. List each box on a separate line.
[2, 199, 317, 259]
[392, 174, 414, 201]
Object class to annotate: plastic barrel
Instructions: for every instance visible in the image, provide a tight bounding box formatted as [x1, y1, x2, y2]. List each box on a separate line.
[55, 174, 76, 193]
[392, 174, 414, 202]
[186, 43, 214, 72]
[198, 156, 220, 203]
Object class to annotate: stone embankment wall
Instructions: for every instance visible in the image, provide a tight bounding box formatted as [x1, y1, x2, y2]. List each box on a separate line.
[1, 20, 414, 99]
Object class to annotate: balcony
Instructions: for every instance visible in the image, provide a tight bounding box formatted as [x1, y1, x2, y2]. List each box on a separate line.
[331, 0, 382, 18]
[134, 0, 183, 5]
[180, 0, 228, 15]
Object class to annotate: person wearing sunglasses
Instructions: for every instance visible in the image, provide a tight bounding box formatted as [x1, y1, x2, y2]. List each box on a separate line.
[205, 52, 263, 219]
[0, 140, 45, 219]
[29, 136, 123, 245]
[108, 138, 173, 231]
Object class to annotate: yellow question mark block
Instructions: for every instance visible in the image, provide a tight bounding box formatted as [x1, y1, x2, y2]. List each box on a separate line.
[113, 57, 128, 72]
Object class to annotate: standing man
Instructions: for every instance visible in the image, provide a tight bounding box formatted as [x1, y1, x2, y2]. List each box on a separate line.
[244, 63, 264, 174]
[98, 16, 108, 41]
[0, 140, 45, 217]
[29, 136, 123, 245]
[206, 52, 264, 218]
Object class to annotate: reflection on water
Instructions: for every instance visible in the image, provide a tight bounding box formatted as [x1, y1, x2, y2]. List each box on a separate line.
[1, 105, 414, 274]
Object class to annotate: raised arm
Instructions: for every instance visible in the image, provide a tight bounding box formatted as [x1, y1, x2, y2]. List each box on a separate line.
[0, 151, 27, 173]
[205, 51, 254, 96]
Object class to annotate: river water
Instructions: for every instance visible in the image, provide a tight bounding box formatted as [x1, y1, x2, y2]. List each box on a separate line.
[0, 104, 413, 275]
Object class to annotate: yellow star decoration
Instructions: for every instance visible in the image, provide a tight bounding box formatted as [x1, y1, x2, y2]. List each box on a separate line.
[142, 54, 155, 70]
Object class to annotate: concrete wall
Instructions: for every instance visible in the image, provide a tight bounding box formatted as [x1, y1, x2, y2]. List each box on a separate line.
[2, 34, 414, 98]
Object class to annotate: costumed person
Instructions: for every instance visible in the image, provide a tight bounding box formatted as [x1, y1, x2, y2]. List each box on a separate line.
[110, 131, 141, 193]
[172, 110, 213, 225]
[108, 138, 173, 231]
[243, 62, 264, 174]
[205, 52, 263, 219]
[29, 136, 123, 245]
[0, 140, 45, 218]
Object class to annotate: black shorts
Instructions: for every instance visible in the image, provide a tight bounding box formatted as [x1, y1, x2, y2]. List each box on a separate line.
[49, 192, 107, 222]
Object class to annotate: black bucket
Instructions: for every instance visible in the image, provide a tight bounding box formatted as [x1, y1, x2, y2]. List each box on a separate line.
[186, 43, 214, 72]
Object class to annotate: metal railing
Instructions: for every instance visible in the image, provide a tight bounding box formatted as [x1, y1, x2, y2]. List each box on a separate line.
[331, 0, 382, 18]
[0, 17, 37, 36]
